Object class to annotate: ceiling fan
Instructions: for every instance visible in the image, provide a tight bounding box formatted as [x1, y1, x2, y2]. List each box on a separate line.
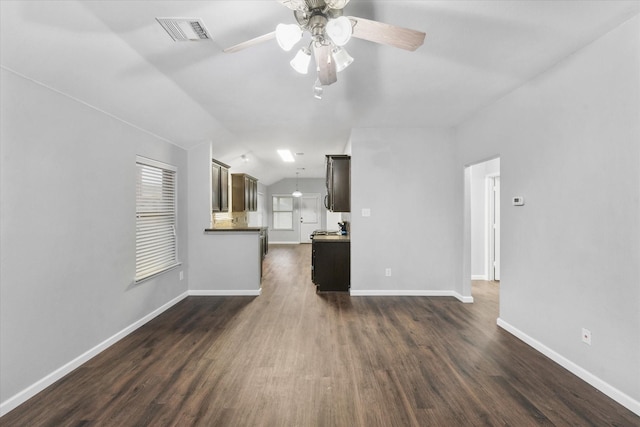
[223, 0, 425, 94]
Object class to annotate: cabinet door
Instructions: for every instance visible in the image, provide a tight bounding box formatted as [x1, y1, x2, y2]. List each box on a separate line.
[231, 174, 244, 212]
[231, 174, 259, 212]
[212, 162, 221, 212]
[332, 157, 350, 212]
[220, 166, 229, 211]
[313, 241, 350, 291]
[325, 155, 350, 212]
[251, 178, 258, 211]
[244, 176, 251, 211]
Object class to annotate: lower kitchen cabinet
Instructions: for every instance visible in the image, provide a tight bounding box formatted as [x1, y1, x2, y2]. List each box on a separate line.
[311, 236, 350, 292]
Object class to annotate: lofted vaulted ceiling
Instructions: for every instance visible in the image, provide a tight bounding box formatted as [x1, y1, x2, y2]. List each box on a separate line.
[2, 1, 638, 184]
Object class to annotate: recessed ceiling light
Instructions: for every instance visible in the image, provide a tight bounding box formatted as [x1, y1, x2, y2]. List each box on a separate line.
[277, 149, 295, 162]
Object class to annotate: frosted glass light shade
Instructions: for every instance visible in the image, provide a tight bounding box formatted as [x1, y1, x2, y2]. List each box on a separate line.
[326, 16, 352, 46]
[292, 190, 303, 198]
[290, 48, 311, 74]
[332, 47, 354, 72]
[276, 23, 302, 51]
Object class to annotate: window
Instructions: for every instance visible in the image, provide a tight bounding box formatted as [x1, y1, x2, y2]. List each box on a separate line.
[135, 157, 179, 282]
[272, 195, 294, 230]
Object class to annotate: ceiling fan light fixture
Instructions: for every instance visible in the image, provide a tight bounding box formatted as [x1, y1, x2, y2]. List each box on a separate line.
[325, 0, 351, 9]
[332, 46, 354, 72]
[276, 23, 302, 51]
[326, 16, 352, 47]
[290, 47, 312, 74]
[292, 172, 303, 197]
[313, 78, 323, 99]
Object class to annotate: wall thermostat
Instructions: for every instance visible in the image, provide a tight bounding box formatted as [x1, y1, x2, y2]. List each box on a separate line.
[512, 197, 525, 206]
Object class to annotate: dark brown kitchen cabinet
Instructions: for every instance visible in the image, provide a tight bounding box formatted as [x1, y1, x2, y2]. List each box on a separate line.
[312, 236, 350, 292]
[212, 159, 230, 212]
[232, 173, 258, 212]
[325, 154, 350, 212]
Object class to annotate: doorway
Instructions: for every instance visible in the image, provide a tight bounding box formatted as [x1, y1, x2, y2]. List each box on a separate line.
[299, 193, 321, 243]
[466, 157, 500, 298]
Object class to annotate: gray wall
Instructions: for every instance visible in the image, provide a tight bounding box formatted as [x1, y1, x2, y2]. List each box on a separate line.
[349, 128, 464, 298]
[0, 69, 189, 405]
[456, 16, 640, 405]
[266, 178, 327, 243]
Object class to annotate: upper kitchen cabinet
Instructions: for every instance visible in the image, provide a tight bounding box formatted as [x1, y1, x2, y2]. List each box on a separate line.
[212, 159, 230, 212]
[325, 155, 350, 212]
[232, 173, 258, 212]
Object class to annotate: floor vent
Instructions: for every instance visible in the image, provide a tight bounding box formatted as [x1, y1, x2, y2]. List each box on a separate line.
[156, 18, 211, 41]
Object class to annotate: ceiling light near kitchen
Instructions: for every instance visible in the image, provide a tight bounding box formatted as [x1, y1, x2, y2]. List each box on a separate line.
[277, 149, 295, 162]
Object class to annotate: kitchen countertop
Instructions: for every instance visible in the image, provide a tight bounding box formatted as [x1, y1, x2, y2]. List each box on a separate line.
[312, 234, 350, 242]
[204, 226, 267, 232]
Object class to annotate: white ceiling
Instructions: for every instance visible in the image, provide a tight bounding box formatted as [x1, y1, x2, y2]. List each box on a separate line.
[2, 1, 638, 184]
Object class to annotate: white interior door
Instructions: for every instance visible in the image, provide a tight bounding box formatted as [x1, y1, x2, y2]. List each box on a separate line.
[490, 176, 501, 280]
[299, 194, 320, 243]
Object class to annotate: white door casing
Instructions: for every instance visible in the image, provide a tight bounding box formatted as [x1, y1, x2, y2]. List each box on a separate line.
[489, 176, 501, 281]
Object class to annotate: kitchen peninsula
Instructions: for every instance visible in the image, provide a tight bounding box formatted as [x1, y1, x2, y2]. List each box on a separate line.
[186, 158, 268, 296]
[192, 226, 267, 296]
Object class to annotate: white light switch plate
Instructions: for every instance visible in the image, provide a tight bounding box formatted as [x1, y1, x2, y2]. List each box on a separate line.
[362, 208, 371, 217]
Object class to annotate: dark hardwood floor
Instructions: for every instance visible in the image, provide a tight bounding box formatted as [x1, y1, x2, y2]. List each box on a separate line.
[3, 244, 639, 426]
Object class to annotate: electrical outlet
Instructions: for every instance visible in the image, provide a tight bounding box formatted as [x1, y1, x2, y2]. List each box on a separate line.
[362, 208, 371, 217]
[385, 268, 392, 277]
[582, 328, 591, 345]
[179, 271, 184, 281]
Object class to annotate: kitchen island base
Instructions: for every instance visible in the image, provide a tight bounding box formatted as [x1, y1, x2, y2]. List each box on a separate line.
[311, 235, 350, 292]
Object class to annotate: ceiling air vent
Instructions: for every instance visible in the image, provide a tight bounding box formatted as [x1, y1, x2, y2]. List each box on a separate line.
[156, 18, 211, 41]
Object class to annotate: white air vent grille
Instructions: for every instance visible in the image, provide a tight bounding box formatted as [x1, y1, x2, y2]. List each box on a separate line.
[156, 18, 211, 41]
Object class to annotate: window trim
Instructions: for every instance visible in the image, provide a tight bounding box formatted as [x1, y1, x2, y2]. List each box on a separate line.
[135, 156, 180, 283]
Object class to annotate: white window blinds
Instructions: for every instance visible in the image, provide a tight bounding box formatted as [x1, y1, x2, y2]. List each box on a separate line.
[273, 195, 294, 230]
[135, 157, 179, 282]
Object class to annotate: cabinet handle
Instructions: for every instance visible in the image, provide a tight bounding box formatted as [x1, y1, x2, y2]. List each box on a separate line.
[324, 194, 329, 209]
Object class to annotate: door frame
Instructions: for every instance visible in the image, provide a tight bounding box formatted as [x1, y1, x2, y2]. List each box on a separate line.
[487, 174, 500, 281]
[463, 155, 501, 303]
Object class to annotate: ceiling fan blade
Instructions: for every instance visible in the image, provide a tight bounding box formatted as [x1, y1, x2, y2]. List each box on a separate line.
[313, 44, 337, 86]
[277, 0, 307, 11]
[223, 31, 276, 53]
[348, 16, 425, 51]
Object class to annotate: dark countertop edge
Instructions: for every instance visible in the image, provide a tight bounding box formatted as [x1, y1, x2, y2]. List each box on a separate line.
[311, 235, 350, 242]
[204, 227, 267, 232]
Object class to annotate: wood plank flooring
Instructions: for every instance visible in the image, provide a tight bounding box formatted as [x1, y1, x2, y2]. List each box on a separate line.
[3, 244, 639, 426]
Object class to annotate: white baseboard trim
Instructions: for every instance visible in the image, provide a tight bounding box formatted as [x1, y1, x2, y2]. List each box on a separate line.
[188, 289, 262, 296]
[497, 318, 640, 417]
[268, 241, 300, 245]
[471, 275, 488, 280]
[350, 290, 474, 303]
[454, 292, 474, 303]
[0, 291, 189, 417]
